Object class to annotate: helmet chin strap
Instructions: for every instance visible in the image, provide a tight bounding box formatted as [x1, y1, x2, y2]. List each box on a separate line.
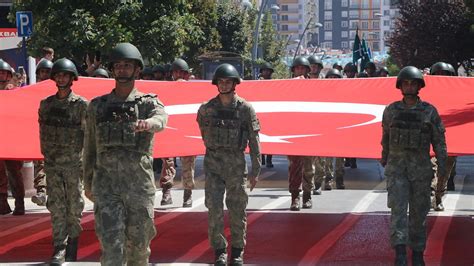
[57, 79, 73, 90]
[218, 83, 236, 94]
[115, 72, 135, 83]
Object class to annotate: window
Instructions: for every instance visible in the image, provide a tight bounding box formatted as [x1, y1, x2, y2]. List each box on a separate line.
[384, 0, 390, 5]
[282, 5, 288, 11]
[350, 21, 359, 29]
[361, 21, 368, 29]
[324, 42, 333, 49]
[341, 11, 348, 18]
[324, 0, 332, 10]
[361, 10, 369, 19]
[341, 21, 348, 28]
[349, 10, 358, 19]
[350, 41, 354, 48]
[373, 42, 380, 51]
[350, 31, 356, 39]
[383, 20, 390, 26]
[350, 0, 359, 8]
[384, 10, 390, 16]
[341, 31, 348, 38]
[373, 21, 380, 29]
[361, 0, 369, 9]
[282, 25, 288, 31]
[341, 42, 348, 48]
[282, 15, 288, 21]
[342, 0, 349, 7]
[324, 11, 332, 20]
[325, 31, 332, 41]
[324, 21, 332, 30]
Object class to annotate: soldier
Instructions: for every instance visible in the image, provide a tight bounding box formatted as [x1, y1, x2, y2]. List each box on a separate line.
[159, 58, 196, 207]
[141, 66, 154, 80]
[380, 66, 447, 266]
[152, 64, 166, 81]
[38, 58, 88, 264]
[197, 63, 260, 266]
[332, 62, 343, 72]
[429, 62, 458, 211]
[258, 62, 274, 168]
[0, 59, 25, 216]
[307, 55, 324, 79]
[91, 68, 110, 78]
[36, 58, 53, 82]
[364, 62, 377, 77]
[379, 66, 389, 77]
[83, 43, 168, 265]
[343, 62, 357, 79]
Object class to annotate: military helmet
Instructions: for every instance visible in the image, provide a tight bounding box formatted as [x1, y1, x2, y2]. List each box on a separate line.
[379, 66, 389, 74]
[396, 66, 425, 89]
[152, 64, 165, 74]
[92, 68, 109, 78]
[430, 62, 450, 75]
[365, 62, 376, 70]
[212, 63, 241, 85]
[142, 66, 154, 76]
[50, 58, 79, 81]
[291, 56, 311, 72]
[259, 62, 274, 73]
[171, 58, 190, 72]
[307, 55, 323, 67]
[358, 72, 369, 78]
[325, 69, 343, 78]
[332, 62, 342, 70]
[164, 63, 171, 73]
[35, 59, 53, 74]
[343, 62, 357, 73]
[446, 63, 456, 76]
[108, 42, 144, 69]
[0, 59, 13, 76]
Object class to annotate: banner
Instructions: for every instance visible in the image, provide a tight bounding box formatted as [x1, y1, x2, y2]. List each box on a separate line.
[1, 76, 473, 159]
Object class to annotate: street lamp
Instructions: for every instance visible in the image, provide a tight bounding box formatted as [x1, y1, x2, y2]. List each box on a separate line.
[292, 19, 322, 62]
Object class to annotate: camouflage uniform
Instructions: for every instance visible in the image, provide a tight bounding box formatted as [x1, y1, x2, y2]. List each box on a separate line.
[84, 88, 168, 265]
[0, 160, 24, 215]
[382, 98, 447, 252]
[39, 91, 88, 247]
[197, 95, 261, 253]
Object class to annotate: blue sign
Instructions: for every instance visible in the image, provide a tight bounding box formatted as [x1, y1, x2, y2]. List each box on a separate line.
[16, 11, 33, 37]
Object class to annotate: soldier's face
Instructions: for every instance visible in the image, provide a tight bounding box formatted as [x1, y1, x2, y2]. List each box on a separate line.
[53, 72, 72, 89]
[310, 64, 322, 74]
[217, 78, 236, 94]
[261, 69, 272, 79]
[38, 68, 51, 81]
[344, 69, 356, 78]
[0, 70, 11, 83]
[400, 79, 421, 96]
[293, 65, 308, 77]
[113, 60, 139, 83]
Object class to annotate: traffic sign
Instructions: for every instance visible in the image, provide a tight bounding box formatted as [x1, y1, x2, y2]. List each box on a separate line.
[16, 11, 33, 37]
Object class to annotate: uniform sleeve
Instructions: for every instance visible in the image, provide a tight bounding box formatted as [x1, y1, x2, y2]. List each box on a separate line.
[380, 106, 391, 163]
[145, 97, 168, 133]
[79, 100, 89, 183]
[247, 105, 261, 177]
[196, 104, 207, 139]
[38, 100, 46, 155]
[431, 107, 448, 177]
[83, 102, 96, 193]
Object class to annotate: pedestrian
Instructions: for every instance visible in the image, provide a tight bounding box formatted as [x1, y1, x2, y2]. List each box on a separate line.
[83, 43, 168, 265]
[380, 66, 447, 266]
[39, 58, 88, 264]
[197, 63, 260, 265]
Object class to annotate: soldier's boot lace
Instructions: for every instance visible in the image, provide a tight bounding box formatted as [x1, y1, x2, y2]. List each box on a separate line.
[230, 247, 244, 266]
[394, 244, 407, 266]
[335, 175, 345, 189]
[313, 183, 322, 195]
[12, 198, 25, 216]
[32, 191, 47, 206]
[323, 176, 333, 191]
[182, 189, 192, 208]
[65, 237, 78, 261]
[214, 248, 227, 266]
[161, 186, 173, 205]
[412, 250, 425, 266]
[0, 193, 12, 215]
[302, 191, 312, 209]
[290, 191, 300, 211]
[50, 244, 66, 265]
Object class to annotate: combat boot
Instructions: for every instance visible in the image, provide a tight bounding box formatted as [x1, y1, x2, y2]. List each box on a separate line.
[65, 237, 78, 261]
[313, 183, 322, 195]
[214, 248, 227, 266]
[434, 197, 444, 212]
[31, 191, 47, 206]
[182, 189, 192, 208]
[302, 191, 312, 209]
[412, 250, 425, 266]
[290, 191, 300, 211]
[335, 175, 345, 189]
[230, 247, 244, 266]
[50, 244, 66, 265]
[161, 186, 173, 205]
[0, 193, 12, 215]
[323, 176, 333, 191]
[394, 244, 407, 266]
[12, 198, 25, 216]
[266, 155, 274, 168]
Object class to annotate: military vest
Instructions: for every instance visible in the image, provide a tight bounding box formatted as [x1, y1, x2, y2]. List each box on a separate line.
[95, 94, 155, 155]
[389, 104, 432, 151]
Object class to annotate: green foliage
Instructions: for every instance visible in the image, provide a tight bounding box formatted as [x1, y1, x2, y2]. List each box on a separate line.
[385, 55, 400, 76]
[259, 11, 288, 79]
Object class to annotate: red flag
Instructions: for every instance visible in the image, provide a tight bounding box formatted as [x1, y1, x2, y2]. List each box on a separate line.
[1, 76, 473, 160]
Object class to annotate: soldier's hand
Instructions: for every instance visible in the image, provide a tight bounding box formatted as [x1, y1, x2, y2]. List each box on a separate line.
[135, 120, 151, 132]
[249, 176, 258, 192]
[85, 190, 94, 202]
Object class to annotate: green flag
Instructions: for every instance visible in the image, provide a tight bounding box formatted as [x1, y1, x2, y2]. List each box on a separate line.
[352, 29, 362, 64]
[360, 39, 371, 71]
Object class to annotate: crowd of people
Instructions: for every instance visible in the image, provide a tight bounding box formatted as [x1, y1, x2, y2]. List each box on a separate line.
[0, 42, 460, 266]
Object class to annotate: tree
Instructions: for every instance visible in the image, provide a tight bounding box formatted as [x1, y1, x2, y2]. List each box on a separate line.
[388, 1, 474, 74]
[258, 11, 288, 79]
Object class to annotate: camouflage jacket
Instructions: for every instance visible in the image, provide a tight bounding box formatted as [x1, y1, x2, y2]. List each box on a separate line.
[38, 91, 88, 168]
[197, 94, 261, 177]
[83, 88, 168, 194]
[381, 98, 447, 179]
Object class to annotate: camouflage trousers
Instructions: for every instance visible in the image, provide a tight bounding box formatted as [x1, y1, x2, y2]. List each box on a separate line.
[33, 160, 47, 193]
[44, 166, 84, 246]
[386, 174, 431, 251]
[312, 157, 333, 187]
[94, 192, 156, 266]
[159, 156, 195, 189]
[287, 156, 315, 193]
[431, 156, 457, 196]
[0, 160, 24, 197]
[205, 171, 248, 250]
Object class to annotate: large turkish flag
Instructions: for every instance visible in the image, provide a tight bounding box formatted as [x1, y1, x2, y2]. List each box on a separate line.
[1, 76, 473, 160]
